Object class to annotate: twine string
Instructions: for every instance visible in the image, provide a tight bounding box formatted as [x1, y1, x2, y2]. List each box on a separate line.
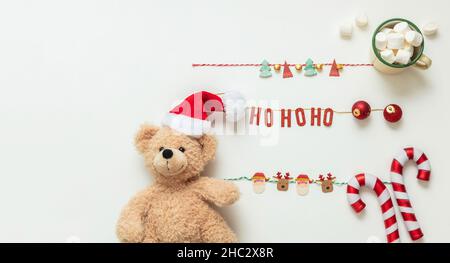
[223, 176, 392, 185]
[193, 63, 374, 67]
[207, 105, 384, 115]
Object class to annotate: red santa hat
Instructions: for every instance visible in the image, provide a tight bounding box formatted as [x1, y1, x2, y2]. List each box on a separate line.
[162, 90, 246, 137]
[252, 172, 269, 182]
[296, 174, 311, 182]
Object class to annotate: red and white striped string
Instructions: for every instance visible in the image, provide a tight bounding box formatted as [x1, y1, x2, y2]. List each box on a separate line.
[192, 63, 374, 67]
[347, 173, 400, 243]
[390, 147, 431, 241]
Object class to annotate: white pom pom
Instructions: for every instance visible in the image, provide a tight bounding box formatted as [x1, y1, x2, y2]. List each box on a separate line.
[222, 90, 246, 122]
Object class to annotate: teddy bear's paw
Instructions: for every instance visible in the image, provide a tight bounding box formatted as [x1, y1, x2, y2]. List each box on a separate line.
[142, 236, 159, 243]
[216, 182, 240, 206]
[116, 221, 145, 243]
[201, 222, 238, 243]
[216, 231, 238, 243]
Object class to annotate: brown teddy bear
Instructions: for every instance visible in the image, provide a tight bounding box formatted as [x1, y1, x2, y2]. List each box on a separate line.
[116, 125, 239, 243]
[117, 90, 246, 242]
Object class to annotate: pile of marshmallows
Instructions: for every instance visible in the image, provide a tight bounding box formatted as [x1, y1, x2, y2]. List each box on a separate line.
[375, 22, 423, 65]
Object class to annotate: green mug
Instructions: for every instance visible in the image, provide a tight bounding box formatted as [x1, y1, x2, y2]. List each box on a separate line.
[371, 18, 432, 74]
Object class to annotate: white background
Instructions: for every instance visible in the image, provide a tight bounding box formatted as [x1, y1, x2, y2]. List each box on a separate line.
[0, 0, 449, 243]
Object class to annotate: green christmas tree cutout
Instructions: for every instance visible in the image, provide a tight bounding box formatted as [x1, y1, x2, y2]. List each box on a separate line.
[304, 58, 317, 77]
[259, 59, 272, 78]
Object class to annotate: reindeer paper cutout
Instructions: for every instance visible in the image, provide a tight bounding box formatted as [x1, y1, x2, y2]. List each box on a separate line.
[274, 172, 293, 191]
[316, 173, 336, 193]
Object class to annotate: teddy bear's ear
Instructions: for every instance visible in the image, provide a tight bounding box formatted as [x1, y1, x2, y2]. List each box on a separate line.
[197, 134, 217, 163]
[135, 124, 159, 154]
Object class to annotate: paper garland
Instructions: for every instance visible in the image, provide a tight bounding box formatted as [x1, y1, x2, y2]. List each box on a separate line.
[210, 92, 404, 126]
[317, 173, 336, 193]
[192, 59, 374, 78]
[227, 173, 393, 197]
[246, 102, 403, 128]
[237, 172, 345, 195]
[295, 174, 312, 196]
[248, 107, 335, 127]
[273, 172, 292, 191]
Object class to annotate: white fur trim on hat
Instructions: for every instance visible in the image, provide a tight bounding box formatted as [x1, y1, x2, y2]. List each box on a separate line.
[222, 90, 247, 122]
[162, 113, 211, 138]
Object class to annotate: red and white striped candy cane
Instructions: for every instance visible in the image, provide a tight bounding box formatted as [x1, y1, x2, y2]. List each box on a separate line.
[347, 173, 400, 243]
[390, 147, 431, 241]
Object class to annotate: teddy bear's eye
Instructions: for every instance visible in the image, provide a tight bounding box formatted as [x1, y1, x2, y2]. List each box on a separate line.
[159, 147, 164, 152]
[179, 147, 185, 153]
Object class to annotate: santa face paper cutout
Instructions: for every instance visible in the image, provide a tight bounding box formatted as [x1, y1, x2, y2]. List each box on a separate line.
[295, 174, 311, 196]
[252, 172, 269, 194]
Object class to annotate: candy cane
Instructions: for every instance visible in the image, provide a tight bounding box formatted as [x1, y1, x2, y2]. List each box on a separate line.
[347, 173, 400, 243]
[390, 147, 431, 241]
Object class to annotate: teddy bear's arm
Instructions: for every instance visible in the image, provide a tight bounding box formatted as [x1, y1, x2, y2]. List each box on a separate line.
[116, 187, 155, 243]
[192, 177, 239, 207]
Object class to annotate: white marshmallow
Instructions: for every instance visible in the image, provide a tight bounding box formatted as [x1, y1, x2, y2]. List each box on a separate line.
[380, 49, 396, 64]
[381, 27, 393, 34]
[340, 22, 353, 38]
[395, 49, 411, 65]
[387, 32, 405, 49]
[375, 32, 387, 50]
[405, 31, 423, 47]
[393, 22, 411, 34]
[423, 22, 438, 36]
[355, 13, 368, 28]
[402, 43, 414, 58]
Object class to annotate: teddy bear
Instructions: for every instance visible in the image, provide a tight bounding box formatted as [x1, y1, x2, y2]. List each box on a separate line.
[116, 125, 240, 243]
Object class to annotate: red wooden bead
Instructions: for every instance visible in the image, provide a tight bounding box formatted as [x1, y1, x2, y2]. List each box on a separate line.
[383, 104, 402, 123]
[352, 100, 371, 120]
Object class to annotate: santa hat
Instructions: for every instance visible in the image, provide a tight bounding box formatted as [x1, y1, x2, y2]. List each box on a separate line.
[252, 172, 269, 182]
[162, 90, 246, 137]
[296, 174, 310, 182]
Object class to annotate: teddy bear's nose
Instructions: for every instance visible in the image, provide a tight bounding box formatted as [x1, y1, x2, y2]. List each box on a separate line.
[162, 149, 174, 159]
